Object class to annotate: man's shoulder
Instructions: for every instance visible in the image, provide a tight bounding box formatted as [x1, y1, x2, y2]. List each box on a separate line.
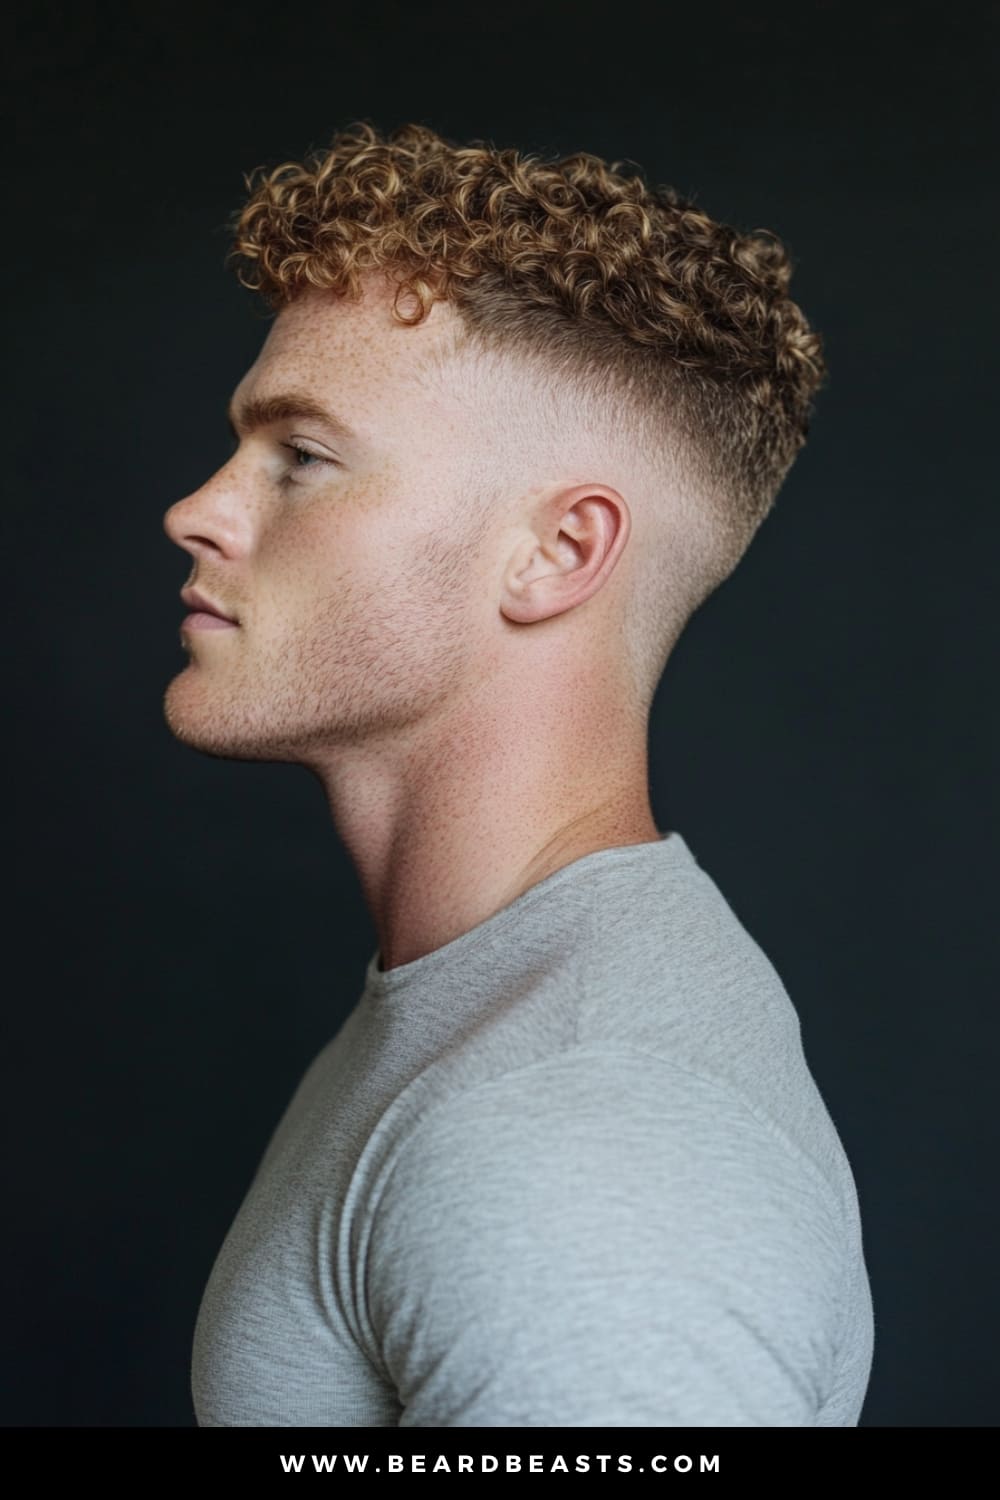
[369, 1040, 843, 1235]
[360, 1041, 860, 1425]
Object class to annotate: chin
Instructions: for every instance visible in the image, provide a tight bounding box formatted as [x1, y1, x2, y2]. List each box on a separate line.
[162, 689, 229, 759]
[161, 680, 305, 765]
[162, 675, 235, 757]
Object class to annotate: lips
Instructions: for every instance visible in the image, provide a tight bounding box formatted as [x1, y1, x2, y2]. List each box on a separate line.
[180, 586, 239, 624]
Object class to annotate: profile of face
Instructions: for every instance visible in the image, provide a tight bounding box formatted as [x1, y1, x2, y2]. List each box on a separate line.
[162, 280, 508, 769]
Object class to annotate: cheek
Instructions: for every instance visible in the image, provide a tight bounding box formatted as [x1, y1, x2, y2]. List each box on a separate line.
[256, 512, 412, 655]
[263, 505, 366, 589]
[274, 470, 400, 569]
[261, 467, 483, 639]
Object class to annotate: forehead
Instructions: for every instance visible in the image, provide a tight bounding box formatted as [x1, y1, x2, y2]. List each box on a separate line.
[236, 280, 469, 440]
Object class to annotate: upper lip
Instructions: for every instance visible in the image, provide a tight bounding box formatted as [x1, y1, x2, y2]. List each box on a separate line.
[181, 587, 239, 623]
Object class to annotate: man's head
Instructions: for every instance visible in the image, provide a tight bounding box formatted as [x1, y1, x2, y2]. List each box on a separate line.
[163, 121, 825, 768]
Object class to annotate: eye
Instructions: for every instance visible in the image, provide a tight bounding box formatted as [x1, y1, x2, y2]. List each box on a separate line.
[281, 441, 333, 475]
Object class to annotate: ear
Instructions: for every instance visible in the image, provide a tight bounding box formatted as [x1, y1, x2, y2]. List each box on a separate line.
[499, 483, 631, 626]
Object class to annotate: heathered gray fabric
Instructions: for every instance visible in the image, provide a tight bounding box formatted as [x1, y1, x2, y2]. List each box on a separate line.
[191, 830, 874, 1427]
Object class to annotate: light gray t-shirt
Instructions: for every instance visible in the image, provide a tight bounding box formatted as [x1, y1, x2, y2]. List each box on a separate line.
[191, 831, 875, 1426]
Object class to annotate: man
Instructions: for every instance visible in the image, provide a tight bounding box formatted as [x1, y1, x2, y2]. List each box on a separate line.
[163, 121, 875, 1427]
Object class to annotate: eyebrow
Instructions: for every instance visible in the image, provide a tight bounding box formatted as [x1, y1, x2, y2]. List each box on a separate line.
[226, 390, 359, 446]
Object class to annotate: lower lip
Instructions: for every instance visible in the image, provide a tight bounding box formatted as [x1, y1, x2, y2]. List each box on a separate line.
[181, 612, 239, 631]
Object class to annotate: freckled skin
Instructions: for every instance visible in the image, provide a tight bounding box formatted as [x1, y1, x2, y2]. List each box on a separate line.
[163, 275, 662, 970]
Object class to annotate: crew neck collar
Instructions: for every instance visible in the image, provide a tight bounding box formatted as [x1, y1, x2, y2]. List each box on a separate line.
[361, 829, 694, 1004]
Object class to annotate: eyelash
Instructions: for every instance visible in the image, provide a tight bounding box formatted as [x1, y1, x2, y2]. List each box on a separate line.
[224, 437, 336, 483]
[281, 441, 334, 478]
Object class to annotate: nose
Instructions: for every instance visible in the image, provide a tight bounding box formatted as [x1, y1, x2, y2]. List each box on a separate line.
[162, 461, 247, 563]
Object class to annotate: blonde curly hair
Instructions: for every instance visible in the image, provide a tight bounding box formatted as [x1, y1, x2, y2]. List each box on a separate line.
[225, 121, 827, 707]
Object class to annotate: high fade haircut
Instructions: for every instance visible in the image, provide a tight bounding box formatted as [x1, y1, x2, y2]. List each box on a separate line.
[224, 120, 827, 714]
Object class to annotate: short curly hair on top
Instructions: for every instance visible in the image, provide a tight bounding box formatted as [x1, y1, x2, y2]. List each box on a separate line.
[225, 120, 827, 708]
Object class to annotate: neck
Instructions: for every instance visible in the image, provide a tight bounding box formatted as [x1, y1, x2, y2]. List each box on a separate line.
[308, 659, 660, 972]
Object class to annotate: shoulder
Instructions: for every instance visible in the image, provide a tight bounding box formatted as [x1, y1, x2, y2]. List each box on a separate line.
[364, 1043, 849, 1425]
[373, 1041, 840, 1222]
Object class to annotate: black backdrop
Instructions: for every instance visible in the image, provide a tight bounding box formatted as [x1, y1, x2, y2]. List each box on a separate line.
[7, 0, 997, 1428]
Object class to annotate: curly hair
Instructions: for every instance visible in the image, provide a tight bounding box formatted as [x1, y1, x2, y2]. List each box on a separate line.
[225, 121, 827, 706]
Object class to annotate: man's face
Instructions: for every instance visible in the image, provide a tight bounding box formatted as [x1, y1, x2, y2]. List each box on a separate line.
[163, 281, 501, 766]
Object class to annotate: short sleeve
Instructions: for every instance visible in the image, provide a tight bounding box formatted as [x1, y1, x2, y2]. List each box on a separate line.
[365, 1044, 846, 1426]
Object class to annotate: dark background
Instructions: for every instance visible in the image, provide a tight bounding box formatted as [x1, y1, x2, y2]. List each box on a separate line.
[7, 0, 997, 1428]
